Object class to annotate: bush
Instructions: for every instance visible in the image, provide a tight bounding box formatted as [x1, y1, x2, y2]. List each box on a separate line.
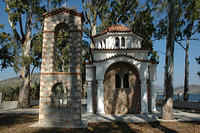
[0, 81, 40, 101]
[0, 82, 20, 101]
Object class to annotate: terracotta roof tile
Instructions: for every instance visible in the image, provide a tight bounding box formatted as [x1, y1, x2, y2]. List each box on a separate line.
[93, 24, 143, 38]
[43, 7, 84, 20]
[102, 24, 132, 33]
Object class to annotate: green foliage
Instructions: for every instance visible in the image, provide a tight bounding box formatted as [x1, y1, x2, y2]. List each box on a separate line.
[154, 0, 200, 42]
[0, 81, 20, 101]
[130, 7, 155, 49]
[2, 0, 66, 73]
[0, 25, 14, 69]
[54, 23, 70, 72]
[0, 81, 40, 101]
[82, 0, 109, 37]
[149, 50, 159, 63]
[100, 0, 139, 27]
[31, 33, 42, 69]
[30, 82, 40, 100]
[99, 0, 155, 49]
[82, 40, 90, 83]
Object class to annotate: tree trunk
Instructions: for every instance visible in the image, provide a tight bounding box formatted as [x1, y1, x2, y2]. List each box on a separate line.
[61, 56, 67, 94]
[90, 10, 97, 48]
[162, 0, 175, 120]
[184, 38, 190, 101]
[17, 0, 32, 108]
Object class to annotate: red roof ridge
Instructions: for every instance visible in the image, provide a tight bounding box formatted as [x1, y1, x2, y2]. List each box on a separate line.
[43, 7, 84, 19]
[93, 24, 143, 38]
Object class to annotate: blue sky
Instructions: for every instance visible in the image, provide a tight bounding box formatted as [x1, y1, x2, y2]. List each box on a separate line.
[0, 0, 199, 88]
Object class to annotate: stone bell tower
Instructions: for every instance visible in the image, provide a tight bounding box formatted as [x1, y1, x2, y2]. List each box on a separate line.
[39, 8, 84, 127]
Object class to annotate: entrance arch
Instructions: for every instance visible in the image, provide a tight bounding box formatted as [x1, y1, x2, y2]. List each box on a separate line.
[104, 62, 141, 114]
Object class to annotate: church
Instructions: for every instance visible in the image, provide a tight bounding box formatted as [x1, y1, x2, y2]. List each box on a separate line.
[86, 24, 158, 114]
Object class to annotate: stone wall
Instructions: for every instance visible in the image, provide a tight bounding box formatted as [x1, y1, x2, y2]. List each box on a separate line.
[103, 62, 141, 114]
[39, 8, 83, 127]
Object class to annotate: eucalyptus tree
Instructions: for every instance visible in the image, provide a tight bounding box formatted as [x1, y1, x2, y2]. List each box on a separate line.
[155, 0, 200, 101]
[161, 0, 176, 120]
[3, 0, 64, 108]
[82, 0, 109, 48]
[149, 0, 176, 120]
[99, 0, 139, 27]
[179, 0, 200, 101]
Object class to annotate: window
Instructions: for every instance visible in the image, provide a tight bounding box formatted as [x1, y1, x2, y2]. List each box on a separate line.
[115, 74, 121, 88]
[115, 37, 119, 47]
[104, 39, 106, 48]
[121, 37, 125, 47]
[100, 42, 103, 48]
[123, 74, 129, 88]
[51, 83, 68, 108]
[54, 22, 70, 72]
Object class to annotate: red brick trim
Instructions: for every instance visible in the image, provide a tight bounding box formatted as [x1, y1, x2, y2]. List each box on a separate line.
[41, 72, 81, 75]
[43, 7, 82, 18]
[43, 30, 54, 33]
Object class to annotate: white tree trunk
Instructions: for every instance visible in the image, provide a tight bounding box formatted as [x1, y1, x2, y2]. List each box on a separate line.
[184, 38, 190, 101]
[162, 0, 175, 120]
[18, 0, 32, 108]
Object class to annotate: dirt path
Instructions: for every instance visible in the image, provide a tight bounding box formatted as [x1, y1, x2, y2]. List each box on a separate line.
[0, 114, 200, 133]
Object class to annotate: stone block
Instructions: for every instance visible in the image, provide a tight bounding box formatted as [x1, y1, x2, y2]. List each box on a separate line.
[73, 115, 80, 120]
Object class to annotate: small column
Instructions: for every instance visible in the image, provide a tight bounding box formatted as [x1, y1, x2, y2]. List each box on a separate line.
[97, 79, 105, 114]
[86, 65, 94, 113]
[87, 81, 93, 113]
[141, 79, 148, 113]
[150, 81, 157, 112]
[121, 77, 123, 88]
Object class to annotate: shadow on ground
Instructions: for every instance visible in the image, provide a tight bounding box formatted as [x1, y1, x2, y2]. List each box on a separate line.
[0, 114, 200, 133]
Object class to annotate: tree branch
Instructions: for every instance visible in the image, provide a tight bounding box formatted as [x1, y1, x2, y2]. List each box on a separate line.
[6, 3, 23, 44]
[175, 40, 186, 50]
[176, 38, 200, 41]
[82, 0, 92, 28]
[116, 0, 136, 22]
[30, 65, 36, 81]
[16, 0, 25, 41]
[31, 23, 43, 41]
[18, 12, 25, 41]
[97, 0, 108, 14]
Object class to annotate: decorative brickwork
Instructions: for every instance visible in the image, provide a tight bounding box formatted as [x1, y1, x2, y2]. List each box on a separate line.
[39, 8, 84, 127]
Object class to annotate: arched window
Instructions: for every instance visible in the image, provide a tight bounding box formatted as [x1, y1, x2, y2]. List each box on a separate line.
[51, 83, 68, 108]
[104, 39, 106, 48]
[115, 74, 121, 88]
[121, 37, 125, 47]
[115, 37, 119, 47]
[123, 74, 129, 88]
[54, 23, 70, 72]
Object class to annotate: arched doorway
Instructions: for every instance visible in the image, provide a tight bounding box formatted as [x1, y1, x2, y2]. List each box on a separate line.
[104, 62, 141, 114]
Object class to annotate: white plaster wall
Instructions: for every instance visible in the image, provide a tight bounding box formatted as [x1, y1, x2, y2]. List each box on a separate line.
[93, 56, 149, 81]
[86, 65, 94, 81]
[93, 32, 143, 49]
[93, 51, 149, 61]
